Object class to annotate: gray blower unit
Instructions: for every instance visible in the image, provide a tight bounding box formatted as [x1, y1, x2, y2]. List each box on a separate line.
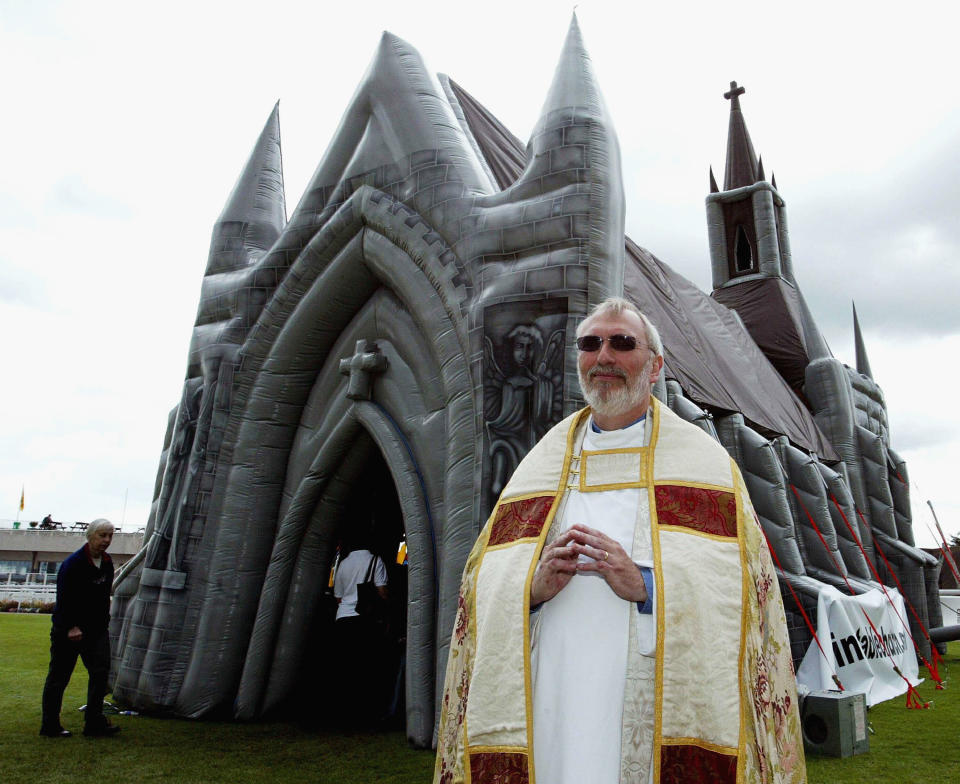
[801, 690, 870, 758]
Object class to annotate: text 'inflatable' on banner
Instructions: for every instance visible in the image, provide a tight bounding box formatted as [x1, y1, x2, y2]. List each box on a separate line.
[796, 586, 921, 707]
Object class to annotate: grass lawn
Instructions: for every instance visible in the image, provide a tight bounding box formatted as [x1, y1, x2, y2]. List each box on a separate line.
[2, 613, 957, 782]
[1, 614, 435, 783]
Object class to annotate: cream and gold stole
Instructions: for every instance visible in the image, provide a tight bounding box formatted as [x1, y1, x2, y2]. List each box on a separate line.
[435, 398, 805, 784]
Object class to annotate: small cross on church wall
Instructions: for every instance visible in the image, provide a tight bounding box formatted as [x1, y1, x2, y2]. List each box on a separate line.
[339, 339, 389, 400]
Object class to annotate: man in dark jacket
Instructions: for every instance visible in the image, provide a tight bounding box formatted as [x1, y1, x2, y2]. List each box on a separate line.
[40, 518, 120, 737]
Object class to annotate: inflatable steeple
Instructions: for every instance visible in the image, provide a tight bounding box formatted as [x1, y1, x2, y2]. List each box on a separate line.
[723, 81, 760, 190]
[707, 81, 830, 393]
[706, 81, 791, 284]
[206, 102, 286, 276]
[459, 12, 625, 315]
[539, 15, 605, 124]
[286, 30, 494, 228]
[190, 103, 289, 372]
[853, 302, 874, 379]
[528, 12, 625, 307]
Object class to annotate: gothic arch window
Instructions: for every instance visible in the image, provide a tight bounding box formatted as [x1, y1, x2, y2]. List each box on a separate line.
[734, 225, 755, 274]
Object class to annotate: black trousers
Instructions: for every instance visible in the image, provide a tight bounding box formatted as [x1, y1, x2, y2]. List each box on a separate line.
[333, 616, 388, 728]
[41, 628, 110, 730]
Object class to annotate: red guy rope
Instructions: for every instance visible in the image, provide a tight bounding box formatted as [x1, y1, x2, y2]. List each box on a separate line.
[792, 486, 930, 706]
[789, 485, 857, 596]
[851, 506, 944, 690]
[760, 525, 843, 691]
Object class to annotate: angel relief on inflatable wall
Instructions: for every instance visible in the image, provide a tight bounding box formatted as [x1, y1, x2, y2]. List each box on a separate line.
[483, 302, 566, 509]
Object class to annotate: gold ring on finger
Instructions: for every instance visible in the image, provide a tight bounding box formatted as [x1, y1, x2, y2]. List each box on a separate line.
[603, 550, 609, 561]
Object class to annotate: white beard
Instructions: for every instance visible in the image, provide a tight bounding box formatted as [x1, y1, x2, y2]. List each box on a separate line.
[578, 358, 652, 418]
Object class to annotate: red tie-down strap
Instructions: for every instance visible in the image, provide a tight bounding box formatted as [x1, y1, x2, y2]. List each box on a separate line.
[790, 486, 930, 706]
[760, 525, 843, 691]
[841, 575, 930, 709]
[827, 494, 944, 691]
[789, 485, 858, 596]
[857, 508, 945, 690]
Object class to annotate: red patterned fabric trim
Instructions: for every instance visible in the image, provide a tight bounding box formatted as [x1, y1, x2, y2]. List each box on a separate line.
[488, 496, 554, 546]
[655, 485, 737, 537]
[469, 751, 529, 783]
[661, 744, 737, 784]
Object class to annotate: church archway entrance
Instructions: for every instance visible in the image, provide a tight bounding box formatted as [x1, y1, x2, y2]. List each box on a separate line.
[293, 433, 409, 730]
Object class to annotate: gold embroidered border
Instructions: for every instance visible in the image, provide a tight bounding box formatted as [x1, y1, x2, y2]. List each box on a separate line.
[651, 479, 735, 493]
[647, 400, 666, 784]
[499, 490, 561, 505]
[467, 744, 529, 754]
[660, 737, 739, 755]
[734, 462, 750, 784]
[483, 539, 543, 553]
[656, 526, 740, 544]
[578, 446, 649, 492]
[465, 519, 491, 784]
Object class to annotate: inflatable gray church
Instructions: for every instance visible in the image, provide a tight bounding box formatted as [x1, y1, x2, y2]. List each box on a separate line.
[109, 17, 948, 747]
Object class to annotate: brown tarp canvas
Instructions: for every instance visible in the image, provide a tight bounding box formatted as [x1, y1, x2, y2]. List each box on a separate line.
[713, 277, 810, 394]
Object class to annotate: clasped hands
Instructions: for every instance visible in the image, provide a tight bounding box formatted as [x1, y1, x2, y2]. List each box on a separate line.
[530, 523, 648, 606]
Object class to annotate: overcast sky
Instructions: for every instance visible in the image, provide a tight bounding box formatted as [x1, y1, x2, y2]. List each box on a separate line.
[1, 1, 957, 548]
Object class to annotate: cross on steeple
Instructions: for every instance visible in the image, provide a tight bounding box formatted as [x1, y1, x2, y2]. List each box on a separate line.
[724, 81, 746, 103]
[720, 79, 759, 191]
[339, 339, 388, 400]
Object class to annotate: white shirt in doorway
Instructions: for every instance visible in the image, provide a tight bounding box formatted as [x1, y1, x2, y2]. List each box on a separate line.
[334, 549, 388, 620]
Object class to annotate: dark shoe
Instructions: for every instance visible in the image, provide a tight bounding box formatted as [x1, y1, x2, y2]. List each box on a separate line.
[39, 726, 72, 738]
[83, 721, 121, 737]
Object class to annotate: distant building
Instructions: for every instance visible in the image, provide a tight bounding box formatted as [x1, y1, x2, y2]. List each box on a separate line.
[0, 525, 143, 576]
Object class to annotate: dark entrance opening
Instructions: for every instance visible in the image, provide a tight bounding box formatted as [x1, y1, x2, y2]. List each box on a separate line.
[293, 439, 407, 731]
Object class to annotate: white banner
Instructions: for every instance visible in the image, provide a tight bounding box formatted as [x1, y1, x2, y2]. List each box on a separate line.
[796, 586, 921, 707]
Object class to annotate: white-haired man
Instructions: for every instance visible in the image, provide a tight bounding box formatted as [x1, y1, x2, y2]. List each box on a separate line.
[436, 298, 805, 784]
[40, 519, 121, 737]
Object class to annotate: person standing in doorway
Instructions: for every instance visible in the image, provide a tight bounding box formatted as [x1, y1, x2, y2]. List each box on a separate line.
[333, 523, 389, 728]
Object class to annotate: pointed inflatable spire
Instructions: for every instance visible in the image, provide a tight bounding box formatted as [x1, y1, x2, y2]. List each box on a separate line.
[539, 14, 604, 121]
[205, 103, 286, 275]
[795, 289, 832, 361]
[288, 31, 493, 231]
[853, 302, 874, 379]
[527, 12, 625, 306]
[723, 81, 760, 190]
[709, 166, 719, 193]
[757, 155, 765, 182]
[218, 102, 286, 230]
[771, 171, 778, 190]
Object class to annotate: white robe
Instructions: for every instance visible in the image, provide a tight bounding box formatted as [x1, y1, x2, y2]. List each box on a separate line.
[530, 416, 655, 784]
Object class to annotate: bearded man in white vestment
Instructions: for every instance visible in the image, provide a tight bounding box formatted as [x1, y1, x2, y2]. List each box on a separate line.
[435, 298, 806, 784]
[529, 300, 663, 784]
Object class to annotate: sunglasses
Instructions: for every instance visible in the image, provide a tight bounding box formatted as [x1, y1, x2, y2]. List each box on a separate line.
[575, 334, 641, 352]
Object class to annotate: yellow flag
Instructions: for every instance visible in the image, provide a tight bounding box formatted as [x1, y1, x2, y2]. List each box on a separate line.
[19, 486, 24, 511]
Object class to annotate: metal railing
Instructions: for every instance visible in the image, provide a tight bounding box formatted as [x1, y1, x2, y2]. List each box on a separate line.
[0, 573, 57, 602]
[2, 525, 138, 533]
